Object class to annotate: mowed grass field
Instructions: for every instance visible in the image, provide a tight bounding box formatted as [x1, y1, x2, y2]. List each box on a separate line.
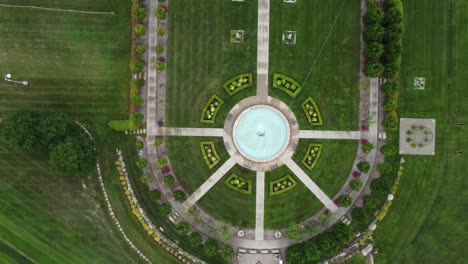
[166, 0, 258, 128]
[0, 1, 178, 263]
[373, 1, 468, 263]
[269, 0, 361, 130]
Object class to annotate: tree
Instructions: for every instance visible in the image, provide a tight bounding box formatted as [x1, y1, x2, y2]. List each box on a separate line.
[337, 195, 352, 207]
[173, 190, 187, 202]
[286, 243, 306, 264]
[364, 62, 384, 77]
[357, 161, 371, 173]
[364, 42, 384, 61]
[383, 42, 402, 62]
[189, 232, 203, 248]
[220, 246, 235, 262]
[377, 162, 393, 175]
[363, 194, 380, 208]
[1, 110, 41, 150]
[384, 96, 398, 111]
[135, 24, 146, 36]
[382, 81, 399, 96]
[349, 179, 363, 191]
[176, 221, 190, 236]
[39, 112, 76, 147]
[286, 223, 302, 240]
[317, 232, 339, 258]
[331, 223, 353, 245]
[383, 110, 398, 131]
[380, 144, 397, 156]
[383, 61, 401, 78]
[383, 7, 403, 27]
[363, 24, 385, 43]
[370, 178, 391, 193]
[203, 239, 219, 257]
[363, 7, 384, 25]
[49, 136, 96, 177]
[351, 207, 369, 224]
[164, 175, 175, 186]
[304, 240, 321, 261]
[383, 23, 404, 44]
[149, 189, 161, 201]
[158, 203, 171, 216]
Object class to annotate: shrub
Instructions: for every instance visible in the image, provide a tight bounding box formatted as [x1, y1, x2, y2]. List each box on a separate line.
[364, 62, 384, 77]
[135, 24, 146, 36]
[349, 179, 363, 191]
[204, 239, 219, 257]
[108, 120, 130, 131]
[135, 159, 147, 169]
[164, 175, 175, 186]
[304, 240, 321, 261]
[155, 44, 164, 54]
[173, 190, 187, 202]
[158, 203, 171, 216]
[363, 7, 384, 25]
[384, 96, 398, 111]
[140, 173, 153, 184]
[156, 27, 165, 36]
[377, 162, 393, 175]
[220, 246, 235, 262]
[130, 60, 144, 73]
[351, 207, 369, 224]
[155, 60, 165, 72]
[135, 140, 144, 150]
[383, 7, 403, 27]
[337, 195, 352, 207]
[136, 7, 147, 20]
[317, 232, 339, 257]
[149, 189, 161, 201]
[383, 42, 402, 62]
[134, 78, 145, 87]
[135, 45, 146, 55]
[364, 42, 384, 61]
[189, 232, 203, 247]
[383, 60, 401, 78]
[383, 23, 404, 44]
[370, 178, 391, 193]
[158, 157, 168, 167]
[364, 24, 385, 43]
[362, 142, 375, 154]
[176, 221, 190, 236]
[382, 81, 399, 96]
[134, 95, 143, 106]
[382, 110, 398, 131]
[357, 161, 371, 173]
[286, 223, 302, 240]
[380, 144, 397, 156]
[1, 110, 41, 150]
[363, 194, 380, 208]
[331, 223, 353, 245]
[154, 136, 164, 147]
[365, 0, 377, 7]
[155, 6, 167, 19]
[286, 243, 305, 264]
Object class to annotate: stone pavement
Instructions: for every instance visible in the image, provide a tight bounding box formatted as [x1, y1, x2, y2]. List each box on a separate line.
[148, 127, 224, 137]
[285, 159, 339, 212]
[298, 130, 361, 140]
[255, 171, 265, 240]
[256, 0, 270, 102]
[182, 158, 236, 210]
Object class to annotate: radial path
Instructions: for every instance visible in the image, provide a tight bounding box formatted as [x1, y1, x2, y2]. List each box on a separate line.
[148, 127, 224, 137]
[255, 171, 265, 240]
[256, 0, 270, 102]
[298, 130, 361, 140]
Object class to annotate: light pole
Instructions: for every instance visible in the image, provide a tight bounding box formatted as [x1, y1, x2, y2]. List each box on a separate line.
[4, 73, 28, 86]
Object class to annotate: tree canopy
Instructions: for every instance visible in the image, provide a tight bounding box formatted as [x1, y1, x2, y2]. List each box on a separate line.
[1, 110, 41, 150]
[49, 136, 96, 177]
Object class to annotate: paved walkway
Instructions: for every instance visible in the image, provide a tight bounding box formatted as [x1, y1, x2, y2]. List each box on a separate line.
[256, 0, 270, 102]
[298, 130, 361, 140]
[182, 158, 236, 210]
[255, 171, 265, 240]
[148, 127, 224, 137]
[284, 159, 338, 212]
[145, 0, 158, 130]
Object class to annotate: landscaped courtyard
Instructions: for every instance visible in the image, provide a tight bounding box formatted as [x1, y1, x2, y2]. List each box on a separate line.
[0, 0, 466, 263]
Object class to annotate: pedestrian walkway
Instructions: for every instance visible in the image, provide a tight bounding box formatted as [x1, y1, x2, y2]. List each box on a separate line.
[148, 127, 224, 137]
[298, 130, 361, 140]
[255, 171, 265, 240]
[145, 0, 158, 130]
[284, 159, 338, 212]
[182, 158, 236, 210]
[256, 0, 270, 102]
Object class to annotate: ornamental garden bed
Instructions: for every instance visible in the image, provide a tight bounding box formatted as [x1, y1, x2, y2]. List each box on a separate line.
[301, 143, 322, 170]
[200, 141, 221, 169]
[269, 175, 297, 196]
[200, 94, 224, 124]
[223, 73, 253, 96]
[272, 73, 302, 98]
[301, 97, 323, 125]
[224, 173, 252, 195]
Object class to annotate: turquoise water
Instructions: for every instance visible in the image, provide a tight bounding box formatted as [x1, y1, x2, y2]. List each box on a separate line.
[234, 107, 288, 161]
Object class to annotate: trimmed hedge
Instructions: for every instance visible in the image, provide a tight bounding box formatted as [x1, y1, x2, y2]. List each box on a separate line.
[301, 97, 323, 125]
[301, 143, 322, 170]
[200, 94, 224, 124]
[269, 175, 297, 196]
[272, 73, 302, 98]
[108, 120, 130, 131]
[200, 141, 221, 169]
[224, 173, 252, 195]
[223, 73, 253, 96]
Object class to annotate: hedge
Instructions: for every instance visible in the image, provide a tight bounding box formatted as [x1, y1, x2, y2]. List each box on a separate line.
[222, 73, 253, 96]
[301, 143, 322, 170]
[269, 175, 297, 196]
[200, 141, 221, 169]
[272, 73, 303, 98]
[301, 97, 323, 125]
[200, 94, 224, 124]
[224, 174, 252, 195]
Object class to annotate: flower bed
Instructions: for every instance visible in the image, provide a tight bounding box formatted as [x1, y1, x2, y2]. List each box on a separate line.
[269, 175, 297, 196]
[301, 143, 322, 170]
[301, 97, 323, 125]
[224, 173, 252, 195]
[272, 73, 302, 98]
[223, 73, 253, 96]
[200, 141, 221, 169]
[200, 94, 224, 124]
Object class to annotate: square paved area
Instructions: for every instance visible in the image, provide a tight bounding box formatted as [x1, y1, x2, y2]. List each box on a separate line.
[399, 118, 436, 155]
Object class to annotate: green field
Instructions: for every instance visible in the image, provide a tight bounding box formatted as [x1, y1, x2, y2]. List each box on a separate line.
[373, 0, 467, 263]
[0, 1, 178, 263]
[166, 0, 258, 128]
[269, 0, 361, 130]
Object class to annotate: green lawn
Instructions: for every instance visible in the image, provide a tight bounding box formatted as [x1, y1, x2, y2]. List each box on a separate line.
[373, 1, 467, 263]
[269, 0, 361, 130]
[0, 1, 178, 263]
[166, 0, 258, 128]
